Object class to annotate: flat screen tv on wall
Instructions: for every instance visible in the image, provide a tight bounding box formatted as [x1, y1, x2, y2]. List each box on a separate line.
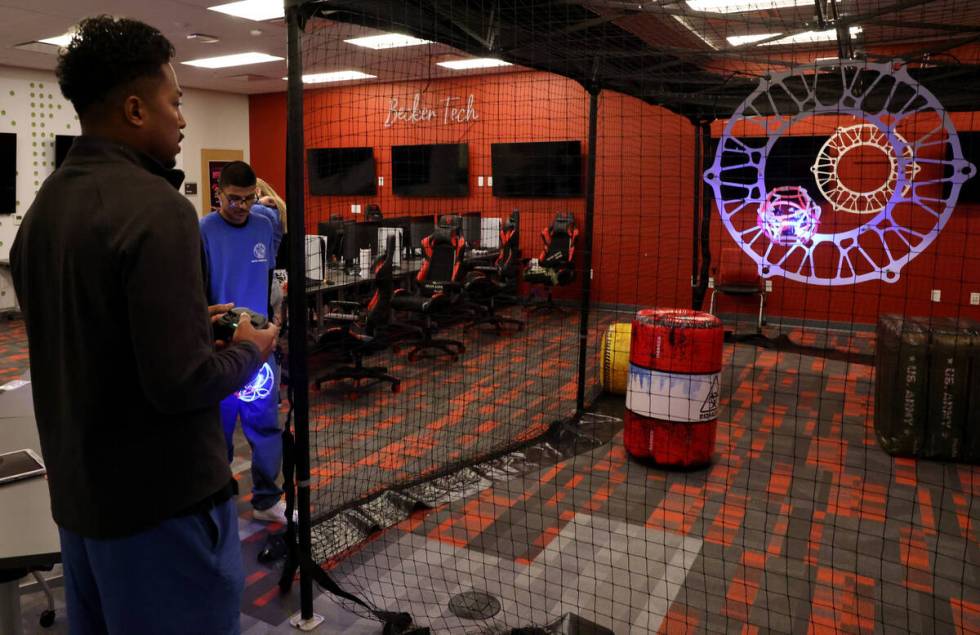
[55, 135, 77, 168]
[391, 143, 469, 197]
[0, 133, 14, 214]
[307, 147, 376, 196]
[491, 140, 583, 198]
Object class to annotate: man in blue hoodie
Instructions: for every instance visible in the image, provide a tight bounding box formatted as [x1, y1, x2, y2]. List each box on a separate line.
[200, 161, 288, 523]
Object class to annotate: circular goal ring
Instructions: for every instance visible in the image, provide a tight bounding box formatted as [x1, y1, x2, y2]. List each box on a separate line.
[704, 60, 976, 286]
[811, 124, 920, 215]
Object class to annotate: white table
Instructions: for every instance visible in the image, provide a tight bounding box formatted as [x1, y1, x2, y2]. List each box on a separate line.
[0, 380, 60, 635]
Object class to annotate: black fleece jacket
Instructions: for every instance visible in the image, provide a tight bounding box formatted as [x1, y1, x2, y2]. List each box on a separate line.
[10, 136, 261, 538]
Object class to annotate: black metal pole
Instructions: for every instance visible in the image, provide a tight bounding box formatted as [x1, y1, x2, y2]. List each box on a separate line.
[575, 88, 600, 416]
[695, 122, 713, 311]
[285, 1, 313, 620]
[692, 122, 702, 309]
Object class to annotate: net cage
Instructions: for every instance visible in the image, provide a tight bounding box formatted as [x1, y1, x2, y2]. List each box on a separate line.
[275, 1, 980, 633]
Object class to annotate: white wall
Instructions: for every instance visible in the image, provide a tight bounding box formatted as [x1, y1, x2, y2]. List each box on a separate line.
[0, 65, 250, 310]
[176, 86, 251, 214]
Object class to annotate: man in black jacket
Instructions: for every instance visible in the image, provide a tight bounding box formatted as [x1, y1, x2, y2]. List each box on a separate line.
[10, 15, 278, 634]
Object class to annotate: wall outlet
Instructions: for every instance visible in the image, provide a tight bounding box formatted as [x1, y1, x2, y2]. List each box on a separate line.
[971, 292, 980, 305]
[708, 277, 715, 289]
[477, 176, 484, 187]
[765, 280, 773, 292]
[351, 204, 361, 214]
[487, 176, 493, 187]
[931, 289, 941, 302]
[377, 176, 384, 187]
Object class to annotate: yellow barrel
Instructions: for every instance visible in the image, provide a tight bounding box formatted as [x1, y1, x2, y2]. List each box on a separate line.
[599, 322, 632, 395]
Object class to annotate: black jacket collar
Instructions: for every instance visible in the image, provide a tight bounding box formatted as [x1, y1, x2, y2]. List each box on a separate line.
[66, 135, 186, 190]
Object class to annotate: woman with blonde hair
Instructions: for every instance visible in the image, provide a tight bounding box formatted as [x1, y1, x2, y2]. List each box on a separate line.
[256, 177, 287, 227]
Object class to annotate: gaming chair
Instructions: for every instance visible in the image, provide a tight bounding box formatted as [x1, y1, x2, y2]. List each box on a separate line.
[464, 213, 525, 332]
[312, 235, 401, 393]
[524, 212, 579, 313]
[390, 226, 467, 361]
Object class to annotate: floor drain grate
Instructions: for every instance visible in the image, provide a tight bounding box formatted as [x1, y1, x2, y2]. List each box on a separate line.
[448, 590, 502, 620]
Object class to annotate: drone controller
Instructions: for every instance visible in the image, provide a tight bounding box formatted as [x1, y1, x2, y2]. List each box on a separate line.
[213, 307, 269, 343]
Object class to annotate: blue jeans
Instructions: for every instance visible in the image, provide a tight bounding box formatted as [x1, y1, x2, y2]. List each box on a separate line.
[59, 498, 243, 635]
[220, 360, 283, 510]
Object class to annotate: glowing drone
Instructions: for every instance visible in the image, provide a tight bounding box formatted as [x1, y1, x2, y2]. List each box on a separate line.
[237, 362, 275, 403]
[758, 186, 821, 246]
[704, 60, 976, 286]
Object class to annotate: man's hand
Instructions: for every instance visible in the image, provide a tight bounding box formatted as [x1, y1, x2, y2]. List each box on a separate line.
[208, 303, 234, 324]
[233, 317, 279, 362]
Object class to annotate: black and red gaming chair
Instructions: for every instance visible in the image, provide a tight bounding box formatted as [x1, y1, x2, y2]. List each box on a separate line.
[390, 226, 467, 361]
[464, 213, 525, 332]
[313, 234, 401, 393]
[524, 212, 579, 312]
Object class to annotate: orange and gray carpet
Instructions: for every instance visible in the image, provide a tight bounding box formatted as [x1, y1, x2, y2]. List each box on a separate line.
[7, 312, 980, 634]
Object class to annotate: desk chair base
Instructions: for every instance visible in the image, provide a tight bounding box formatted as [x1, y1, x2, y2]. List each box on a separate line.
[314, 354, 400, 395]
[407, 338, 466, 362]
[467, 315, 525, 333]
[708, 287, 766, 334]
[526, 285, 575, 316]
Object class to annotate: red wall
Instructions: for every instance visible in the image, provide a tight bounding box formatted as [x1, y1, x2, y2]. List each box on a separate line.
[249, 71, 696, 309]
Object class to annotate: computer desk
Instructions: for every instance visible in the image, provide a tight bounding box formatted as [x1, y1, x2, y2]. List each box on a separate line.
[303, 257, 424, 336]
[0, 380, 60, 635]
[301, 249, 499, 337]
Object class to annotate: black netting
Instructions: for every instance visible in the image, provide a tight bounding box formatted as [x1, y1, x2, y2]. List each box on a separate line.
[281, 2, 980, 633]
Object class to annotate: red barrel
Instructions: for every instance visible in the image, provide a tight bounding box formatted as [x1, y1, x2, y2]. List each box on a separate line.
[625, 309, 723, 467]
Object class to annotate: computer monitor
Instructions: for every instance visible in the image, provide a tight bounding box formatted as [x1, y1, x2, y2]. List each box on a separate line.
[408, 217, 435, 256]
[462, 212, 481, 247]
[342, 221, 380, 264]
[317, 220, 345, 265]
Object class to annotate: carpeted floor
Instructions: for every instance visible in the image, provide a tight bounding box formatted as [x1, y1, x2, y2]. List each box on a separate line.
[5, 310, 980, 634]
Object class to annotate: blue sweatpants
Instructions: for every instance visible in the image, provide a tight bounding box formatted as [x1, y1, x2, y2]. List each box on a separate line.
[221, 360, 283, 511]
[58, 498, 243, 635]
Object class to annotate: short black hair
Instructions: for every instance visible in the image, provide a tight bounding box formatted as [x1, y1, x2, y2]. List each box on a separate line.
[57, 16, 175, 117]
[219, 161, 257, 189]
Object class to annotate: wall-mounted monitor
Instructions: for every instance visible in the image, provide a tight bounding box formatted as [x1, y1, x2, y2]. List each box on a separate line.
[708, 135, 827, 204]
[55, 135, 77, 168]
[307, 147, 376, 196]
[0, 133, 14, 214]
[391, 143, 469, 197]
[951, 131, 980, 203]
[491, 140, 583, 198]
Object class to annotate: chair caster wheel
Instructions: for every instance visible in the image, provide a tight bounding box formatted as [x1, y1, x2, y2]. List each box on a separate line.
[40, 610, 55, 628]
[392, 383, 401, 393]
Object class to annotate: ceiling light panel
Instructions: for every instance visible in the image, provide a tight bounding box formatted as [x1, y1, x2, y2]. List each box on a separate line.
[436, 58, 512, 70]
[686, 0, 812, 13]
[344, 34, 432, 49]
[38, 32, 74, 47]
[296, 71, 377, 84]
[762, 26, 862, 46]
[727, 33, 780, 46]
[182, 52, 283, 69]
[208, 0, 284, 21]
